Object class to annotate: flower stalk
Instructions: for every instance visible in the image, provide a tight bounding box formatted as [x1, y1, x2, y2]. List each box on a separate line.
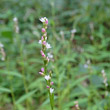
[39, 17, 54, 110]
[0, 43, 6, 61]
[101, 69, 108, 96]
[74, 101, 80, 110]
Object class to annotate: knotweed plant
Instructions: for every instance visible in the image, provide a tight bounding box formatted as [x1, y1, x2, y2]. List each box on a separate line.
[39, 17, 54, 110]
[101, 69, 108, 96]
[70, 29, 76, 40]
[0, 43, 6, 61]
[13, 17, 30, 110]
[74, 101, 80, 110]
[13, 17, 19, 34]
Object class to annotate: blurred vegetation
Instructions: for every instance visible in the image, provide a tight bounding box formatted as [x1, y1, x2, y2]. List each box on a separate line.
[0, 0, 110, 110]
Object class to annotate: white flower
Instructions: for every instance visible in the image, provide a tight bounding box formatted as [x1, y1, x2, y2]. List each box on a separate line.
[101, 69, 105, 74]
[71, 29, 76, 34]
[60, 31, 64, 35]
[50, 88, 54, 94]
[84, 64, 88, 68]
[13, 17, 18, 22]
[38, 40, 42, 44]
[39, 17, 48, 23]
[46, 43, 51, 49]
[40, 18, 45, 22]
[47, 53, 53, 59]
[1, 57, 5, 61]
[44, 75, 51, 81]
[0, 43, 4, 48]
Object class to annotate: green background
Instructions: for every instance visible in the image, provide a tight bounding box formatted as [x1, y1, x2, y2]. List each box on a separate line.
[0, 0, 110, 110]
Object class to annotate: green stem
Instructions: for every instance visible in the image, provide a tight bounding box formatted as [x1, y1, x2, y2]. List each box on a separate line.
[44, 60, 54, 110]
[15, 32, 30, 110]
[7, 58, 16, 110]
[20, 44, 30, 110]
[49, 92, 54, 110]
[10, 83, 16, 110]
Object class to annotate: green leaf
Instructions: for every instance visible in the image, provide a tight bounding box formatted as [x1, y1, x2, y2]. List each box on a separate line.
[0, 87, 11, 93]
[0, 70, 22, 78]
[16, 89, 37, 104]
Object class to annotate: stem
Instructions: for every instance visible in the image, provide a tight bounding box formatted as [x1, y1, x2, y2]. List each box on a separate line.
[20, 44, 30, 110]
[10, 83, 16, 110]
[44, 59, 54, 110]
[40, 18, 54, 110]
[15, 33, 30, 110]
[49, 91, 54, 110]
[7, 58, 16, 110]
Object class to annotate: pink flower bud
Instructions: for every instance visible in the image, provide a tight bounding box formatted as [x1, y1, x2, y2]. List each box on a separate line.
[45, 19, 48, 24]
[41, 36, 44, 40]
[41, 68, 44, 72]
[39, 72, 43, 75]
[42, 28, 45, 33]
[75, 104, 78, 108]
[40, 50, 45, 57]
[46, 57, 49, 62]
[47, 86, 50, 88]
[50, 82, 54, 85]
[42, 41, 46, 45]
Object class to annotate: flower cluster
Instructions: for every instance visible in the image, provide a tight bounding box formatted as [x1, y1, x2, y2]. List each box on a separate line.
[101, 69, 108, 96]
[84, 60, 90, 69]
[71, 29, 77, 34]
[71, 28, 77, 40]
[39, 17, 54, 94]
[0, 43, 6, 61]
[74, 101, 80, 110]
[101, 69, 108, 87]
[13, 17, 19, 33]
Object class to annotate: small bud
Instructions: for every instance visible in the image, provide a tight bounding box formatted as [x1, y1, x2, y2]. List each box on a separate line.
[74, 101, 80, 110]
[42, 28, 46, 33]
[42, 41, 46, 45]
[39, 72, 43, 75]
[41, 68, 44, 72]
[50, 82, 54, 85]
[41, 36, 44, 40]
[47, 85, 50, 88]
[45, 19, 48, 24]
[13, 17, 18, 22]
[40, 50, 45, 57]
[46, 57, 49, 63]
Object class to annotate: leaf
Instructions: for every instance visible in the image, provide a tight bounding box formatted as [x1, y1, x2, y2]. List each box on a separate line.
[1, 30, 13, 40]
[78, 84, 90, 96]
[69, 75, 90, 89]
[0, 87, 11, 93]
[15, 89, 37, 104]
[0, 70, 22, 78]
